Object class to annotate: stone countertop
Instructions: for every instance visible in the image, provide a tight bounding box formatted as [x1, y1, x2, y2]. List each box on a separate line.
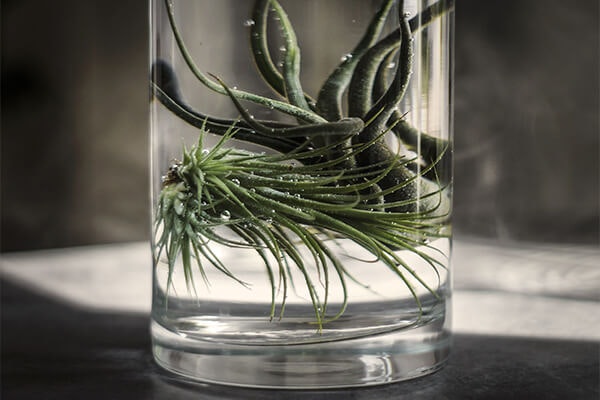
[1, 238, 599, 399]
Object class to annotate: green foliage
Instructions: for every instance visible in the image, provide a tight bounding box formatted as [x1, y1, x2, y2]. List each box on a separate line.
[152, 0, 454, 329]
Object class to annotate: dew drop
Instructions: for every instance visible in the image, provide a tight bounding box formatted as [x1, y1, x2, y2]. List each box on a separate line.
[243, 19, 255, 27]
[201, 149, 210, 156]
[387, 62, 396, 69]
[231, 178, 240, 186]
[279, 45, 286, 52]
[340, 53, 353, 62]
[174, 199, 185, 215]
[220, 210, 231, 220]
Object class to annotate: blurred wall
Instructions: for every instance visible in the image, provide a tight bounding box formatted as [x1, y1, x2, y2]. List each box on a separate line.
[453, 0, 599, 244]
[1, 0, 598, 251]
[2, 0, 148, 251]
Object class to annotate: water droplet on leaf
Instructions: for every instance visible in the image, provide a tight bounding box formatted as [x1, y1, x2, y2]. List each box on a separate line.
[174, 199, 185, 215]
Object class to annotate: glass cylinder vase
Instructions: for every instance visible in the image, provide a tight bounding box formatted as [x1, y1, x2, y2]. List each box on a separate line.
[150, 0, 454, 389]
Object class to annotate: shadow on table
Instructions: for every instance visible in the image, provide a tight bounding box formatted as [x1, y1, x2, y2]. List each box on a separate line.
[1, 279, 598, 400]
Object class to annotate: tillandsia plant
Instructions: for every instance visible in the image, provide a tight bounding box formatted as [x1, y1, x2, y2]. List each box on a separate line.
[152, 0, 454, 330]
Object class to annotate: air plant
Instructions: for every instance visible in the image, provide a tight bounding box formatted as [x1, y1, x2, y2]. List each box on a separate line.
[152, 0, 454, 330]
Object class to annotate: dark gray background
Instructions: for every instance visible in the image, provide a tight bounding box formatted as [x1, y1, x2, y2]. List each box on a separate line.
[2, 0, 598, 251]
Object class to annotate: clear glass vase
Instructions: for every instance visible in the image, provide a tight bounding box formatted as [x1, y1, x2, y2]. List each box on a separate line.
[150, 0, 454, 388]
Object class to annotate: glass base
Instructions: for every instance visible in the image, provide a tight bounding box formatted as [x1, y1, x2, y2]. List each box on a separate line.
[151, 320, 450, 389]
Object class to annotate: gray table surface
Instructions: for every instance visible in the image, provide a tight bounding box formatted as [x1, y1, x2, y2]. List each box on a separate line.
[1, 237, 599, 399]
